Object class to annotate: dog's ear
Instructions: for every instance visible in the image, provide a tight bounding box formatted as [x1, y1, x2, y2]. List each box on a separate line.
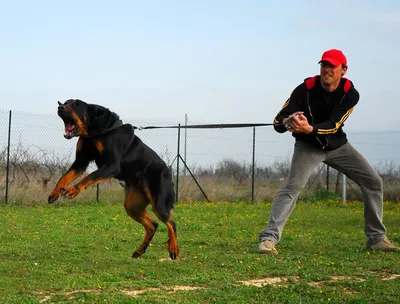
[87, 104, 107, 120]
[87, 104, 121, 134]
[58, 101, 62, 106]
[88, 104, 119, 127]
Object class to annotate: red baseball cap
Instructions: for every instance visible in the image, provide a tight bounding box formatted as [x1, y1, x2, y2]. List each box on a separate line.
[318, 49, 347, 67]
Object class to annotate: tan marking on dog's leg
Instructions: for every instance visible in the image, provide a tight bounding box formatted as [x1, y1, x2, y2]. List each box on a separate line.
[124, 186, 158, 258]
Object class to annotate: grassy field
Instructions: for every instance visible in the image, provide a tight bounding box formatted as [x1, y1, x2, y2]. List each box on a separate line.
[1, 200, 399, 303]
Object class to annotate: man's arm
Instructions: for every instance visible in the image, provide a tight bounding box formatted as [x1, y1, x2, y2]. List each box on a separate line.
[288, 88, 359, 134]
[311, 89, 359, 135]
[273, 84, 305, 133]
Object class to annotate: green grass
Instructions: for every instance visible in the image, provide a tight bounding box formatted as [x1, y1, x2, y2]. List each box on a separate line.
[1, 200, 399, 303]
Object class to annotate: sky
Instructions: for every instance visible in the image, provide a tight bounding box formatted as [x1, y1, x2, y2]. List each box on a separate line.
[1, 0, 400, 130]
[0, 0, 400, 186]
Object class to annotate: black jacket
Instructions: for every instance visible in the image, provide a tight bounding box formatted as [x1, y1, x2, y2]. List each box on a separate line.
[273, 75, 360, 151]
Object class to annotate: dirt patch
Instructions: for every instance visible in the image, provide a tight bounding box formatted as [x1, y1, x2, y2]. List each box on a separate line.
[309, 276, 366, 287]
[36, 286, 203, 302]
[120, 288, 160, 297]
[330, 276, 365, 282]
[237, 276, 300, 287]
[120, 285, 202, 297]
[381, 274, 400, 281]
[38, 295, 51, 303]
[167, 286, 203, 292]
[238, 275, 368, 288]
[34, 273, 399, 302]
[36, 289, 101, 303]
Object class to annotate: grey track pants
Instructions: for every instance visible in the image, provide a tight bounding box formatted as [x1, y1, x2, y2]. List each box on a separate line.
[259, 141, 386, 246]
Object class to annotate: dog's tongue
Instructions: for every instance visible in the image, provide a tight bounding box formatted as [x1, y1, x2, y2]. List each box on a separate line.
[66, 124, 75, 131]
[64, 124, 75, 136]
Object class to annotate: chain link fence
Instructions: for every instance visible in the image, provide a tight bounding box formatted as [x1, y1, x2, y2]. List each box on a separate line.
[1, 109, 400, 205]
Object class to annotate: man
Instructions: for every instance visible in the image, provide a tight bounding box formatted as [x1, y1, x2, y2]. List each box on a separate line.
[258, 49, 400, 254]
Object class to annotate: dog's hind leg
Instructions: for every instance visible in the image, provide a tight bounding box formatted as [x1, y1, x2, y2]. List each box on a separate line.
[144, 187, 179, 260]
[163, 219, 179, 260]
[130, 210, 159, 258]
[124, 186, 158, 258]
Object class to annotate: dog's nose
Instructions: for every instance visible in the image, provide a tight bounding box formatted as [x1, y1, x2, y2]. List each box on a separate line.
[57, 101, 66, 111]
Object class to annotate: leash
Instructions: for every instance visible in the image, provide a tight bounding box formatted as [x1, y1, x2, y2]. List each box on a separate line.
[132, 122, 275, 131]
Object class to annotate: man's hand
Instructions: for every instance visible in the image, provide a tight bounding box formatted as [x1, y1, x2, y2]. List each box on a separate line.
[284, 112, 313, 134]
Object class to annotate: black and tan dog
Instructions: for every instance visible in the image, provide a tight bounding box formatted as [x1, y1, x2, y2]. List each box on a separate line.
[48, 99, 179, 260]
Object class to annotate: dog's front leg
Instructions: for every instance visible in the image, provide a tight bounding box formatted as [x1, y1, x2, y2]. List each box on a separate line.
[48, 163, 88, 204]
[62, 163, 120, 199]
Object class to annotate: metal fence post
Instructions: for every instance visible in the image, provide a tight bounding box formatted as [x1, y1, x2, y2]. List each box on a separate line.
[175, 123, 181, 203]
[184, 114, 187, 176]
[326, 165, 330, 191]
[341, 173, 346, 202]
[251, 127, 256, 202]
[5, 110, 11, 204]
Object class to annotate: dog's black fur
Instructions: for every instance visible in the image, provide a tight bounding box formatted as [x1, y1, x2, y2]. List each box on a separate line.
[48, 99, 179, 260]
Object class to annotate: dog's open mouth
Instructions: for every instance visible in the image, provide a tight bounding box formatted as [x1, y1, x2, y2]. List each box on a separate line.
[63, 119, 77, 139]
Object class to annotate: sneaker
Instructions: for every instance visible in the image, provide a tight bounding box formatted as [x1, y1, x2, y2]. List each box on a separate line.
[259, 240, 278, 254]
[367, 238, 400, 252]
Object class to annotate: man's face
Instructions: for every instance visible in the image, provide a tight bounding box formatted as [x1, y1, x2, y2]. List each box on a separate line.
[320, 61, 347, 86]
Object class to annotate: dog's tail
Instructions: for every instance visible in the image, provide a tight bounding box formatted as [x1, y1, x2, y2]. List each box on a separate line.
[155, 168, 176, 222]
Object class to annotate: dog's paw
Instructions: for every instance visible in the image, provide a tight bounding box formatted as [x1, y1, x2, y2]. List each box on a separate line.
[48, 189, 61, 204]
[61, 186, 80, 199]
[165, 241, 179, 260]
[169, 251, 179, 260]
[132, 250, 144, 259]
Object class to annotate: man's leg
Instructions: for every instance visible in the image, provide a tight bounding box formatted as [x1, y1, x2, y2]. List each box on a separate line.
[324, 142, 386, 245]
[259, 141, 326, 246]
